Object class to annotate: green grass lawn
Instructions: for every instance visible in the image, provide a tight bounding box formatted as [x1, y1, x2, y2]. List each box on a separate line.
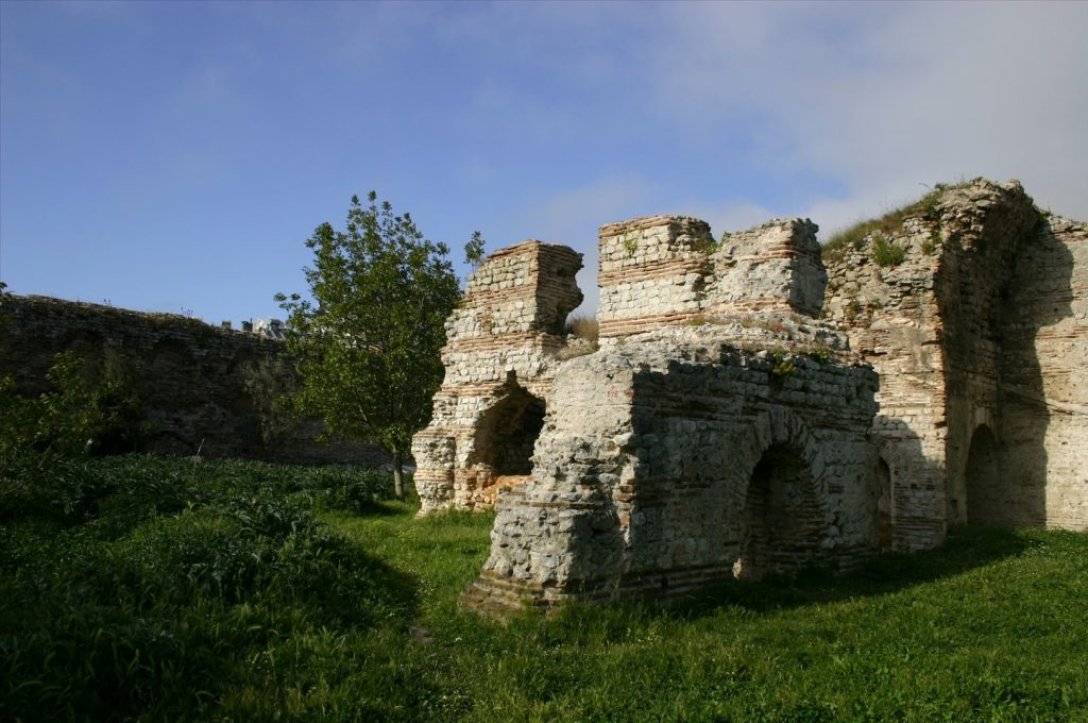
[2, 455, 1086, 721]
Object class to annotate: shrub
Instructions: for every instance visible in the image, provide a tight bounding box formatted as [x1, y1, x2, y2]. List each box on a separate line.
[564, 315, 599, 345]
[0, 349, 143, 462]
[241, 356, 301, 444]
[872, 234, 907, 267]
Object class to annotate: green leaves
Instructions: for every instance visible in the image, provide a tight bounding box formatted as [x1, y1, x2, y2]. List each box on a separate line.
[277, 193, 461, 490]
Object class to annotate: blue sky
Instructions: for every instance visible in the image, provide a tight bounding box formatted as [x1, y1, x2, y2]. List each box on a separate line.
[2, 1, 1086, 324]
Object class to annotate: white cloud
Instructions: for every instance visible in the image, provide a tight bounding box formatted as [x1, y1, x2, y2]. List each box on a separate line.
[645, 2, 1088, 226]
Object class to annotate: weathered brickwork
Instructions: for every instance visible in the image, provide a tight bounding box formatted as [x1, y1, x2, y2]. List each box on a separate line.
[822, 179, 1087, 546]
[412, 242, 584, 513]
[0, 294, 386, 465]
[463, 324, 879, 610]
[597, 216, 825, 337]
[417, 177, 1086, 612]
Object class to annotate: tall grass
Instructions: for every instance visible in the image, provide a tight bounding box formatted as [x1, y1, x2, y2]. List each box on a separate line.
[822, 187, 948, 264]
[3, 454, 1086, 721]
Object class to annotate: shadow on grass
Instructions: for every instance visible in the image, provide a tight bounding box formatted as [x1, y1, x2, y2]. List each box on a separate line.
[669, 526, 1036, 619]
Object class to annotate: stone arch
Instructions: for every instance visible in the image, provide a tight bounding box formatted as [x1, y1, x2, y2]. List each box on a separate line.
[965, 424, 1004, 527]
[876, 456, 893, 549]
[874, 436, 911, 547]
[734, 408, 830, 580]
[470, 378, 546, 481]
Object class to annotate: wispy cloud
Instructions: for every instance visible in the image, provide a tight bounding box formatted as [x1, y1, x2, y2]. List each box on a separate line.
[644, 2, 1088, 225]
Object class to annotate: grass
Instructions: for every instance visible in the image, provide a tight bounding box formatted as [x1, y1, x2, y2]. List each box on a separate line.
[3, 454, 1087, 721]
[564, 314, 599, 345]
[822, 186, 952, 264]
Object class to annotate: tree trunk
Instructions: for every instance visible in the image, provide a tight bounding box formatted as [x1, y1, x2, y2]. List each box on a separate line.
[392, 449, 404, 500]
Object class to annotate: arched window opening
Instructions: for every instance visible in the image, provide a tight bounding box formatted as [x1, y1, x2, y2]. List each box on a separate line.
[735, 443, 824, 581]
[965, 424, 1004, 527]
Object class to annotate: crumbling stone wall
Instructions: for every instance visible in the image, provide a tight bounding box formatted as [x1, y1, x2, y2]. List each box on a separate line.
[0, 294, 386, 465]
[997, 215, 1088, 530]
[412, 242, 584, 513]
[822, 179, 1087, 544]
[417, 214, 883, 611]
[416, 177, 1085, 611]
[597, 216, 825, 337]
[463, 324, 879, 610]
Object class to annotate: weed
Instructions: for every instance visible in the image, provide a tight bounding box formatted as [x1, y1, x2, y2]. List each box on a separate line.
[564, 315, 599, 344]
[872, 234, 907, 267]
[921, 231, 941, 255]
[822, 185, 955, 263]
[769, 348, 796, 378]
[844, 298, 864, 322]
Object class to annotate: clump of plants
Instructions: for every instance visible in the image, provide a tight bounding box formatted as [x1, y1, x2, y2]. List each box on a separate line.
[564, 314, 599, 345]
[0, 455, 407, 721]
[872, 233, 907, 267]
[822, 185, 953, 263]
[241, 355, 301, 444]
[769, 348, 796, 379]
[560, 315, 599, 357]
[1, 349, 144, 464]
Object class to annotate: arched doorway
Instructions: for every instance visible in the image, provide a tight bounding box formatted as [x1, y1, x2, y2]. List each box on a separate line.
[735, 443, 825, 580]
[472, 383, 546, 478]
[877, 457, 893, 549]
[965, 424, 1003, 526]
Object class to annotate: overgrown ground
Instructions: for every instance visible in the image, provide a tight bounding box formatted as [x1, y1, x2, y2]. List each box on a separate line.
[2, 456, 1086, 722]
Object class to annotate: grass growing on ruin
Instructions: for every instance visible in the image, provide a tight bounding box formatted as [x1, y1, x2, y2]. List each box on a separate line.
[822, 186, 949, 263]
[3, 455, 1087, 721]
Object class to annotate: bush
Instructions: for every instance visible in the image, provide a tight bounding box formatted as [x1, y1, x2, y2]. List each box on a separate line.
[872, 234, 907, 267]
[564, 315, 599, 344]
[0, 455, 411, 722]
[0, 349, 144, 464]
[822, 186, 948, 264]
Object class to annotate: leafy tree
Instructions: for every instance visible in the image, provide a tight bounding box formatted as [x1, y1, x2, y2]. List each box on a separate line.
[464, 230, 486, 270]
[276, 192, 460, 498]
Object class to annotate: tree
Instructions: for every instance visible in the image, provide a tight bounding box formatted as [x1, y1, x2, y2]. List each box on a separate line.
[464, 230, 486, 270]
[276, 192, 460, 499]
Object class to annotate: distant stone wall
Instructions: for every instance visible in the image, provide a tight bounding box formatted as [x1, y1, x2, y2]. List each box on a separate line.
[0, 294, 387, 466]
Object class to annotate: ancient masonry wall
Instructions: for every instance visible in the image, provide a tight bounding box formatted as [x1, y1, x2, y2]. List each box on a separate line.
[412, 242, 584, 513]
[464, 325, 879, 610]
[822, 179, 1088, 544]
[415, 176, 1085, 611]
[597, 216, 825, 337]
[0, 294, 386, 465]
[999, 217, 1088, 530]
[445, 214, 885, 611]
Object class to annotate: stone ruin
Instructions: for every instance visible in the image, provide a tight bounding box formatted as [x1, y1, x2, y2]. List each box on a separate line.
[411, 178, 1087, 611]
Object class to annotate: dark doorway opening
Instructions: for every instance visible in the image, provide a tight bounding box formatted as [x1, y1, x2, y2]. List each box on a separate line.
[474, 384, 546, 477]
[877, 457, 893, 549]
[965, 424, 1006, 526]
[736, 443, 825, 580]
